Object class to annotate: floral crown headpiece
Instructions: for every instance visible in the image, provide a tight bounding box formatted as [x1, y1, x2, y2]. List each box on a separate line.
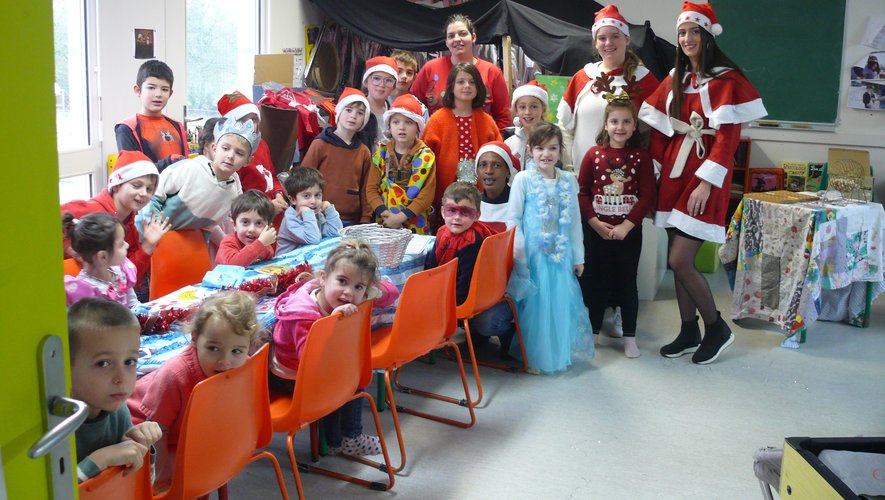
[213, 118, 261, 154]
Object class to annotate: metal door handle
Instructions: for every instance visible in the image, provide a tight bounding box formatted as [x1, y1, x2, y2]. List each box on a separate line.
[28, 396, 89, 459]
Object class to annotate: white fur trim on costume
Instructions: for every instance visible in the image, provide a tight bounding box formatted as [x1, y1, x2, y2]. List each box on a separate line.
[666, 209, 725, 243]
[556, 97, 576, 130]
[638, 101, 674, 136]
[695, 159, 728, 189]
[223, 103, 261, 122]
[708, 99, 768, 129]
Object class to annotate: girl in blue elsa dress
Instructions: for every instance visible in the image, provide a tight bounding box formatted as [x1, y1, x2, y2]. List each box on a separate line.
[506, 122, 593, 373]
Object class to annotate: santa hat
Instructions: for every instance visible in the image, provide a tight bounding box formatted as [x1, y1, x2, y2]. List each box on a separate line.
[334, 87, 371, 130]
[217, 91, 261, 122]
[383, 93, 427, 134]
[108, 150, 159, 189]
[677, 2, 723, 36]
[592, 5, 630, 39]
[475, 141, 521, 180]
[362, 56, 399, 85]
[511, 80, 549, 108]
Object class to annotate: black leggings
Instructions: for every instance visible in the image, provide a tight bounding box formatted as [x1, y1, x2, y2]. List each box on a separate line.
[582, 223, 642, 335]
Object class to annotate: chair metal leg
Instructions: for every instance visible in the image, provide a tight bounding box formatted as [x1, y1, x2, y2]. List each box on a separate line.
[285, 394, 395, 493]
[391, 340, 476, 428]
[248, 451, 290, 500]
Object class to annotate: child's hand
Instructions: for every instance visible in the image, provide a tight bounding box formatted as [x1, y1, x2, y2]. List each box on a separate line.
[258, 225, 277, 246]
[378, 210, 391, 222]
[331, 303, 358, 317]
[574, 264, 584, 277]
[142, 211, 172, 254]
[299, 206, 313, 217]
[272, 194, 289, 215]
[589, 218, 614, 240]
[608, 220, 635, 241]
[125, 422, 163, 448]
[382, 212, 408, 229]
[88, 440, 148, 473]
[320, 201, 332, 212]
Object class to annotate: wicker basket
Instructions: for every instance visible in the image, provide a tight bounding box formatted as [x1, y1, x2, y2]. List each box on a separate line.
[339, 224, 413, 268]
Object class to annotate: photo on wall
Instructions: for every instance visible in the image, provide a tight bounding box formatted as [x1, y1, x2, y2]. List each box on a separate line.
[134, 28, 155, 59]
[848, 51, 885, 110]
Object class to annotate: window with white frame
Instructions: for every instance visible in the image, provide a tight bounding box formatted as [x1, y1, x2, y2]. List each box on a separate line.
[186, 0, 260, 119]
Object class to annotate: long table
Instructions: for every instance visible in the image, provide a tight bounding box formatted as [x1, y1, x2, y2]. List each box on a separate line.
[720, 197, 885, 348]
[135, 235, 434, 375]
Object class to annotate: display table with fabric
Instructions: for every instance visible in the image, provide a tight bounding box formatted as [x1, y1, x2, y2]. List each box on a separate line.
[136, 235, 434, 375]
[720, 197, 885, 348]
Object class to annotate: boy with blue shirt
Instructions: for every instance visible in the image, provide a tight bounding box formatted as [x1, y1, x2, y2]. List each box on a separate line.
[276, 167, 342, 256]
[115, 60, 189, 172]
[70, 298, 162, 481]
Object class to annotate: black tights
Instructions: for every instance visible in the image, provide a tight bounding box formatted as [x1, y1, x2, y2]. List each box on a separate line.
[667, 229, 718, 325]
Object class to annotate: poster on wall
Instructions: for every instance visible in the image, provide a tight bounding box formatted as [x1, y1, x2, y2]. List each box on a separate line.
[848, 51, 885, 111]
[135, 28, 155, 59]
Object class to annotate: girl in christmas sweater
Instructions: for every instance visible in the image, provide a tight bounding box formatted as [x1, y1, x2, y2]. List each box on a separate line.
[578, 99, 655, 358]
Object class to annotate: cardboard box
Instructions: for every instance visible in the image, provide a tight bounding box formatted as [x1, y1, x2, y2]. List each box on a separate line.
[254, 54, 298, 86]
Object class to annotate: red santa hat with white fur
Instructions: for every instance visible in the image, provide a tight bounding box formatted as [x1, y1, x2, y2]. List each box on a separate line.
[362, 56, 399, 85]
[474, 141, 521, 180]
[383, 93, 427, 134]
[334, 87, 371, 130]
[108, 150, 159, 189]
[511, 80, 549, 109]
[217, 91, 261, 122]
[676, 1, 723, 36]
[592, 5, 631, 39]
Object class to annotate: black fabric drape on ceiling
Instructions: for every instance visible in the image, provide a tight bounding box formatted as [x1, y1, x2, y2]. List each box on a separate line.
[310, 0, 675, 79]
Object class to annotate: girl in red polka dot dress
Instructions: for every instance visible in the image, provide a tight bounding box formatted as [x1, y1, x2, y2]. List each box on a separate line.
[423, 62, 501, 231]
[578, 99, 655, 358]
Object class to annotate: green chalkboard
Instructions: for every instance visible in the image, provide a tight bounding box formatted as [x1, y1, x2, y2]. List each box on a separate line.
[713, 0, 845, 125]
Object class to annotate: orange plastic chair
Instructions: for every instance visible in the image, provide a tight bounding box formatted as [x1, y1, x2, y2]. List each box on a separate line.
[153, 344, 289, 500]
[268, 301, 394, 498]
[78, 454, 152, 500]
[63, 258, 82, 277]
[149, 229, 211, 300]
[456, 226, 527, 408]
[370, 258, 474, 474]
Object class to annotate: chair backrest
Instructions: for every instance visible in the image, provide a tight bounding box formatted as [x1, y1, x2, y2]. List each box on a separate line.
[385, 258, 458, 365]
[457, 227, 515, 317]
[162, 344, 271, 499]
[275, 301, 374, 429]
[63, 258, 82, 277]
[149, 229, 211, 300]
[78, 456, 152, 500]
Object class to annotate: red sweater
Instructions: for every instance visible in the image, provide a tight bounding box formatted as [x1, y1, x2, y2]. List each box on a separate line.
[238, 139, 284, 199]
[61, 189, 151, 287]
[422, 107, 502, 209]
[214, 232, 274, 267]
[578, 146, 655, 226]
[410, 57, 512, 130]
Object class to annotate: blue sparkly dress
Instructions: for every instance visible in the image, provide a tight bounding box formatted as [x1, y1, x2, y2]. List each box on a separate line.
[507, 163, 593, 373]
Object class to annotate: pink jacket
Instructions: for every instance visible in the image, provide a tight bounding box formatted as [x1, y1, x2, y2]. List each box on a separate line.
[272, 277, 400, 371]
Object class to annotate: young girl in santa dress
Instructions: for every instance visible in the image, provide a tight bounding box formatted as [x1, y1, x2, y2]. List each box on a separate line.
[638, 1, 767, 365]
[507, 122, 592, 374]
[577, 98, 655, 358]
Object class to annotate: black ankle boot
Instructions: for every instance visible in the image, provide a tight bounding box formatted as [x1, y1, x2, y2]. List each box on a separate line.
[692, 312, 735, 365]
[498, 328, 516, 361]
[660, 316, 702, 358]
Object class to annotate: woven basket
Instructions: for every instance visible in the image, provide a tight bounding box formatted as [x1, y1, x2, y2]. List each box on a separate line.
[339, 224, 413, 268]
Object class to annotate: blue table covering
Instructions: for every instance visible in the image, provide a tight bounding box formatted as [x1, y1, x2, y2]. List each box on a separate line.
[137, 235, 434, 375]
